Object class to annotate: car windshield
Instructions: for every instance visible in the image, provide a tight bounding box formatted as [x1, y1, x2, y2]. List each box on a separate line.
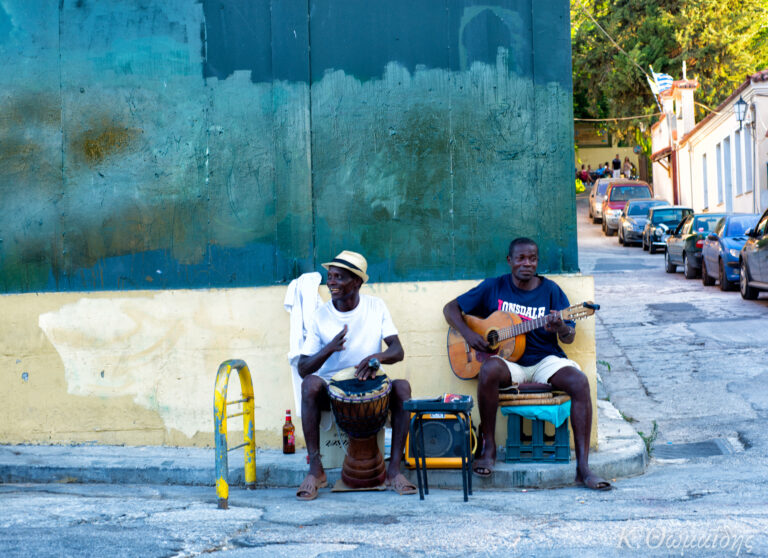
[692, 216, 721, 233]
[652, 209, 687, 224]
[725, 215, 759, 236]
[627, 201, 664, 216]
[609, 185, 651, 201]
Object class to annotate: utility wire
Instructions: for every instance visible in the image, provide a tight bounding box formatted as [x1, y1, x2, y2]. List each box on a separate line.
[694, 101, 721, 115]
[573, 0, 664, 115]
[572, 0, 653, 83]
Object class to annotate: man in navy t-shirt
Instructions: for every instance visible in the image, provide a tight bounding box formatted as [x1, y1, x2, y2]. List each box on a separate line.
[443, 238, 611, 490]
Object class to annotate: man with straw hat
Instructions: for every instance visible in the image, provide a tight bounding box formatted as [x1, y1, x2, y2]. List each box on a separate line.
[296, 250, 416, 500]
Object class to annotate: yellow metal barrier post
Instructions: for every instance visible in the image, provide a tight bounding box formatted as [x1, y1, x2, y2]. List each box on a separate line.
[214, 359, 256, 509]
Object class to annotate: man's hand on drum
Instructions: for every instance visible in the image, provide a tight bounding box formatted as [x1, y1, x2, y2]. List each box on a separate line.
[354, 355, 380, 381]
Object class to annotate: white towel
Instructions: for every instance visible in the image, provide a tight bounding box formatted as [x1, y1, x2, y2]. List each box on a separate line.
[283, 272, 322, 417]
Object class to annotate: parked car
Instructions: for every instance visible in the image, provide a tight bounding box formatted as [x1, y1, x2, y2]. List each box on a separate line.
[643, 206, 693, 253]
[701, 213, 760, 291]
[601, 180, 653, 236]
[664, 212, 726, 278]
[588, 179, 611, 223]
[618, 199, 670, 246]
[739, 208, 768, 299]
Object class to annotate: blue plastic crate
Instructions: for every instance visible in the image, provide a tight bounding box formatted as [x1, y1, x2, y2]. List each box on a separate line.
[505, 413, 570, 463]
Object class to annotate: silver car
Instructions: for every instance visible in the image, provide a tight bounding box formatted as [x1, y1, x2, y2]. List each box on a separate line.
[618, 199, 670, 246]
[588, 178, 610, 223]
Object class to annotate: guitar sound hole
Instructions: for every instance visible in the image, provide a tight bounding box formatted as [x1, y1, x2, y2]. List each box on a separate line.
[487, 330, 499, 346]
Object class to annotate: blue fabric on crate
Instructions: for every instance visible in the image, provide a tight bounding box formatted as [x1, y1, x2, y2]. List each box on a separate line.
[500, 401, 571, 427]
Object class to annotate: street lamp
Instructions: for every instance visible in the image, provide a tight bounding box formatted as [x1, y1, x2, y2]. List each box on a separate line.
[734, 96, 748, 130]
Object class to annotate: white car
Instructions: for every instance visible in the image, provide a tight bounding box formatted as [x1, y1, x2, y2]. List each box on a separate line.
[588, 178, 610, 223]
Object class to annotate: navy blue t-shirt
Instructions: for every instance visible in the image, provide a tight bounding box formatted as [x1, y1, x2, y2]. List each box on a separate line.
[456, 275, 573, 366]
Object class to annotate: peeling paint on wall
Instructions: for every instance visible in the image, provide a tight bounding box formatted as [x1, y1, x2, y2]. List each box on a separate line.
[37, 291, 260, 439]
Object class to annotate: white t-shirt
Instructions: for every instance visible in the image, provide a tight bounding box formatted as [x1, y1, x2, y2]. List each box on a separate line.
[300, 294, 398, 381]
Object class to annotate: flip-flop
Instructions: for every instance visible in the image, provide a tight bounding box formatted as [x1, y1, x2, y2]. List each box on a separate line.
[579, 472, 612, 491]
[296, 473, 328, 501]
[386, 473, 417, 495]
[472, 457, 495, 478]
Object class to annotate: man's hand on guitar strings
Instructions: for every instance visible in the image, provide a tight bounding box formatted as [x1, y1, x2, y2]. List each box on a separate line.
[544, 310, 568, 334]
[465, 329, 492, 353]
[545, 311, 575, 342]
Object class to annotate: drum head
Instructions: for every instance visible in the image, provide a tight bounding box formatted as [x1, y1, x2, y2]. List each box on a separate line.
[328, 368, 390, 401]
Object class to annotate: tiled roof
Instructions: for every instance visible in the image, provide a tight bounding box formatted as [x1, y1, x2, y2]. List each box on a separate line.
[750, 69, 768, 82]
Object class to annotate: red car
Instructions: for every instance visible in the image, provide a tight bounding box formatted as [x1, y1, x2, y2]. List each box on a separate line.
[601, 180, 653, 236]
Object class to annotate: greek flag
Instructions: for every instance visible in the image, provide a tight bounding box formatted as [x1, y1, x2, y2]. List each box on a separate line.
[653, 70, 673, 92]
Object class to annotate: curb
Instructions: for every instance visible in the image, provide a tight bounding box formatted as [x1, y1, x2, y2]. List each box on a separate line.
[0, 401, 646, 490]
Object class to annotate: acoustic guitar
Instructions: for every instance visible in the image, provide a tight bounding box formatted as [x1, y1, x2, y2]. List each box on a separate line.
[446, 302, 600, 380]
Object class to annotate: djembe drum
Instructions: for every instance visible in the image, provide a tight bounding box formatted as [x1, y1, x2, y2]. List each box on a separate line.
[328, 368, 392, 488]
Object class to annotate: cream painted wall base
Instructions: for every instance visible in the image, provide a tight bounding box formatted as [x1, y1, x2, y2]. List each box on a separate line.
[0, 276, 597, 450]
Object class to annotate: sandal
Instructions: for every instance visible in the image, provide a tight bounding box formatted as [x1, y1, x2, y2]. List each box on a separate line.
[577, 471, 612, 491]
[472, 457, 495, 478]
[296, 473, 328, 501]
[385, 473, 417, 495]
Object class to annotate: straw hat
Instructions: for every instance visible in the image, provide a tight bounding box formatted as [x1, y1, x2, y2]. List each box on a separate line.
[322, 250, 369, 283]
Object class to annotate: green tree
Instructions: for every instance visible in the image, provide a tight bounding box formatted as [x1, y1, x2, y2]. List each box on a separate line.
[572, 0, 768, 142]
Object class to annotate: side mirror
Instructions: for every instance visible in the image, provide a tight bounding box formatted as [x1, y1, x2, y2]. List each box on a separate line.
[744, 227, 754, 237]
[707, 233, 718, 241]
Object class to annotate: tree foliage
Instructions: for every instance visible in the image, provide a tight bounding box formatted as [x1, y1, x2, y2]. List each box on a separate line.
[572, 0, 768, 141]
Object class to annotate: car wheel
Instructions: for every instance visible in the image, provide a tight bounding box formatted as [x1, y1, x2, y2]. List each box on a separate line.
[665, 250, 677, 273]
[718, 259, 734, 291]
[649, 242, 657, 254]
[618, 229, 624, 244]
[642, 237, 649, 251]
[593, 215, 600, 224]
[606, 226, 615, 237]
[683, 252, 698, 279]
[702, 259, 715, 286]
[739, 260, 759, 300]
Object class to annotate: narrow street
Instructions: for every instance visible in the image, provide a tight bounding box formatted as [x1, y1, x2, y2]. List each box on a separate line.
[578, 193, 768, 457]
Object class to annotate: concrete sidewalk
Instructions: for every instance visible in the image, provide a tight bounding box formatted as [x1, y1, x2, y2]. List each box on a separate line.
[0, 399, 646, 491]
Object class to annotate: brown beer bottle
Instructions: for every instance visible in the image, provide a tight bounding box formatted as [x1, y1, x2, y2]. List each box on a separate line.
[282, 410, 295, 454]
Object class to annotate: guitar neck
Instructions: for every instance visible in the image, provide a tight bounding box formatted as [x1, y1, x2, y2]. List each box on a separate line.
[497, 311, 561, 341]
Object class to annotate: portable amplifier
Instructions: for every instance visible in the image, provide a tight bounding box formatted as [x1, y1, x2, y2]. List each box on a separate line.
[404, 412, 476, 469]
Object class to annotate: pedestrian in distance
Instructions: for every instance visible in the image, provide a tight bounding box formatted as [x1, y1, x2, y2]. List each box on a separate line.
[612, 154, 621, 178]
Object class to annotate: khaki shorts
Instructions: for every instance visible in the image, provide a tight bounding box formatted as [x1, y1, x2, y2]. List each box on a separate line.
[493, 354, 581, 385]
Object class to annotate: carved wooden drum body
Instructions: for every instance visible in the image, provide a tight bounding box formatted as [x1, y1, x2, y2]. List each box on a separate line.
[328, 370, 391, 488]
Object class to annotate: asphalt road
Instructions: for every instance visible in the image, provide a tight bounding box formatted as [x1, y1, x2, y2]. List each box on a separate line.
[2, 194, 767, 557]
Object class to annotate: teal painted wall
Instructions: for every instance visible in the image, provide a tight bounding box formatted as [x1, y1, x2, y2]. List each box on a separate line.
[0, 0, 576, 293]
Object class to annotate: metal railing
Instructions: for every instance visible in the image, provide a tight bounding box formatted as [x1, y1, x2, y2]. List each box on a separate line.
[213, 359, 256, 509]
